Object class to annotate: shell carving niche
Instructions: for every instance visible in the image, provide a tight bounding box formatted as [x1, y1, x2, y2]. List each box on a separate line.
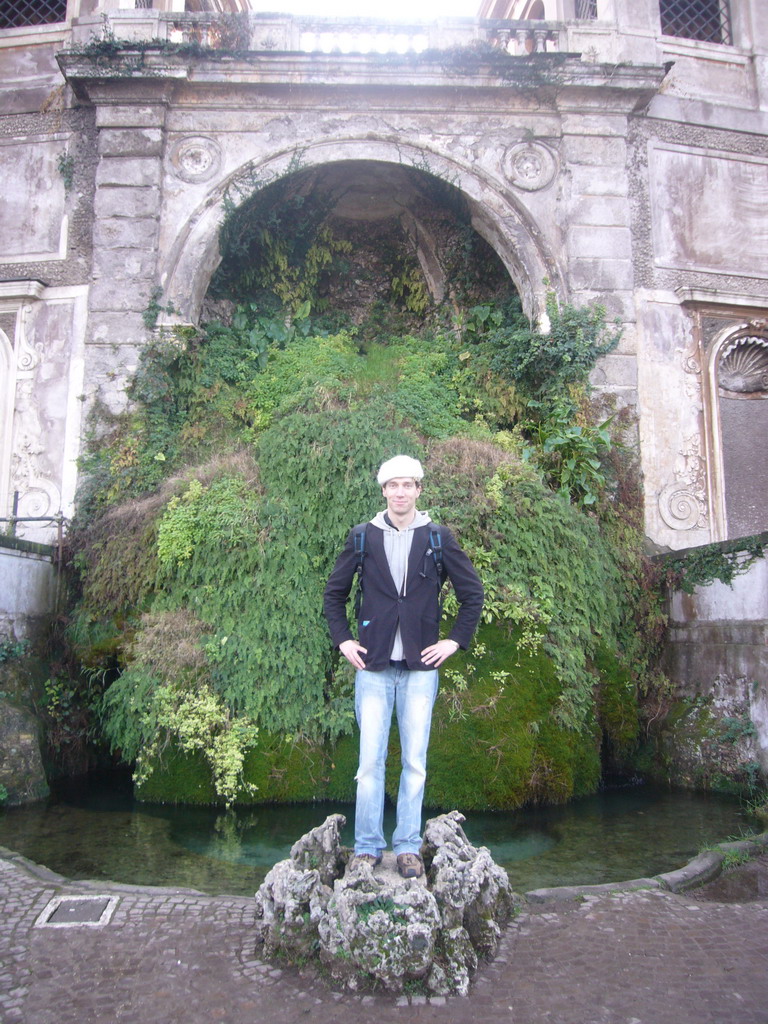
[718, 336, 768, 396]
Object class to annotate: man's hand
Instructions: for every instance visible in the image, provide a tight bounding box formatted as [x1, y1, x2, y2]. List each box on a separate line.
[421, 638, 460, 668]
[339, 639, 368, 670]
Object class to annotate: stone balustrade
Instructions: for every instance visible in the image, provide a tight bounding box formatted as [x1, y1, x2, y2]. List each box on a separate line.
[68, 10, 564, 56]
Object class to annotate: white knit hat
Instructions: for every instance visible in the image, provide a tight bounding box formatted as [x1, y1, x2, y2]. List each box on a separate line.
[377, 455, 424, 486]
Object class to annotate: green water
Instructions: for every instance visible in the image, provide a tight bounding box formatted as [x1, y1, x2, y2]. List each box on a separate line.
[0, 774, 756, 895]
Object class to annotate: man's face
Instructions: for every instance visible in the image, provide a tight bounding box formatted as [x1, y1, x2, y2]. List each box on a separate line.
[382, 476, 421, 519]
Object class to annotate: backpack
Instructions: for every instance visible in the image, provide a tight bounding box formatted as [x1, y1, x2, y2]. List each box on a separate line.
[352, 522, 444, 615]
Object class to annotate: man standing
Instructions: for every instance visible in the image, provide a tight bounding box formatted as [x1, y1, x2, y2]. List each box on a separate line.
[323, 455, 484, 878]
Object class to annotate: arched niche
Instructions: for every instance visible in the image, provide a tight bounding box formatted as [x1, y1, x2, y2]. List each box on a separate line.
[706, 322, 768, 538]
[158, 143, 565, 330]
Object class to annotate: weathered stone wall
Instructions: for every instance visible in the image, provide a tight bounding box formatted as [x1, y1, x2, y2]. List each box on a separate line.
[0, 2, 766, 555]
[0, 57, 96, 538]
[0, 538, 59, 639]
[0, 699, 49, 806]
[665, 557, 768, 778]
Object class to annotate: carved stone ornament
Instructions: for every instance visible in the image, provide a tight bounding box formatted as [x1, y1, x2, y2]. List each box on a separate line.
[658, 482, 704, 531]
[718, 335, 768, 395]
[503, 142, 558, 192]
[169, 136, 222, 183]
[682, 351, 701, 376]
[15, 303, 45, 374]
[15, 477, 61, 522]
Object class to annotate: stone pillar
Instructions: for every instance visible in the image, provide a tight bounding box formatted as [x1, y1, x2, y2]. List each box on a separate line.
[559, 111, 638, 410]
[85, 98, 168, 417]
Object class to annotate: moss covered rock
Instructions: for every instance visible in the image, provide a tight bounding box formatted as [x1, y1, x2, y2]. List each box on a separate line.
[136, 624, 621, 809]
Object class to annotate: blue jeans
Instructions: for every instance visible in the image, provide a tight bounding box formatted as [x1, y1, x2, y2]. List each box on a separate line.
[353, 664, 439, 857]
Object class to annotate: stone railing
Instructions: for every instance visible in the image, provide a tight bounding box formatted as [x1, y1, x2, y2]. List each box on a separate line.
[68, 11, 565, 57]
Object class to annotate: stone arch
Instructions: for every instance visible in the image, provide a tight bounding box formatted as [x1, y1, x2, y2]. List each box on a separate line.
[159, 139, 565, 328]
[522, 1, 547, 18]
[704, 320, 768, 539]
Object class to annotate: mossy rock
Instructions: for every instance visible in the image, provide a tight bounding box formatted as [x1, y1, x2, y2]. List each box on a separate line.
[415, 624, 600, 810]
[137, 624, 617, 808]
[593, 644, 639, 755]
[136, 745, 217, 804]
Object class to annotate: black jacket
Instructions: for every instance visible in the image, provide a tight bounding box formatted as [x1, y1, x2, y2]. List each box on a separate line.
[323, 521, 484, 671]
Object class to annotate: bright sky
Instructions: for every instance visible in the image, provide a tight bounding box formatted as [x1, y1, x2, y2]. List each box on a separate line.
[250, 2, 481, 17]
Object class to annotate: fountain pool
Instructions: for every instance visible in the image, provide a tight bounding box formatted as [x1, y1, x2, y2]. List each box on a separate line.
[0, 773, 757, 896]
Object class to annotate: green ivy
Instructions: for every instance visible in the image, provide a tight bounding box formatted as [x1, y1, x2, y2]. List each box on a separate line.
[211, 165, 351, 313]
[664, 534, 767, 594]
[480, 291, 621, 406]
[524, 399, 615, 507]
[0, 635, 30, 664]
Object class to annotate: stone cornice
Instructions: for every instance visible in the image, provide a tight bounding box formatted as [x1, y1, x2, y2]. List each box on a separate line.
[57, 48, 668, 114]
[0, 280, 46, 302]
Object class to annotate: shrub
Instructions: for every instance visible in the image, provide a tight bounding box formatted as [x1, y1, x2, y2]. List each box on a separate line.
[68, 290, 656, 806]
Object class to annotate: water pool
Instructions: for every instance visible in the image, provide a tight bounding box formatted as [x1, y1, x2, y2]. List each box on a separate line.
[0, 773, 756, 896]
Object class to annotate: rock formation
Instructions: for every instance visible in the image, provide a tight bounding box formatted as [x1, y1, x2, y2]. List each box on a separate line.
[254, 810, 519, 995]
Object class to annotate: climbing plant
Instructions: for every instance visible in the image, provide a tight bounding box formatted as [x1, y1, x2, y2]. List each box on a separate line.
[663, 534, 767, 594]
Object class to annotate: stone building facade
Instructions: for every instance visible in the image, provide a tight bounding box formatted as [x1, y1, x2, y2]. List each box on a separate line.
[0, 0, 766, 551]
[0, 0, 766, 785]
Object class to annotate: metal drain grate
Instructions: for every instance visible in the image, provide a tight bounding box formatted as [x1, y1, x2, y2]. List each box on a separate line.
[35, 895, 119, 929]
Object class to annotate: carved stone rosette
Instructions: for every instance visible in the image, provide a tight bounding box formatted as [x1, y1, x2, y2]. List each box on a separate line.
[503, 142, 558, 192]
[169, 136, 222, 183]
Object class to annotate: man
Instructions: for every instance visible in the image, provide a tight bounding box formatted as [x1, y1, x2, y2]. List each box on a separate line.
[323, 455, 484, 878]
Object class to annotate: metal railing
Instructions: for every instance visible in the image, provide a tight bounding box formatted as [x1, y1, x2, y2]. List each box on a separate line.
[575, 0, 598, 19]
[0, 491, 67, 562]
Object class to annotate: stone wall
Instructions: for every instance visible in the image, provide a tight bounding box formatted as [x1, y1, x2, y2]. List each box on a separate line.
[1, 3, 766, 552]
[665, 557, 768, 771]
[0, 537, 59, 639]
[0, 699, 49, 806]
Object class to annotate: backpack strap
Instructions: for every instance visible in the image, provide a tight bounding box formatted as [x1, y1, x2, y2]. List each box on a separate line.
[428, 528, 444, 581]
[424, 527, 446, 615]
[352, 523, 368, 616]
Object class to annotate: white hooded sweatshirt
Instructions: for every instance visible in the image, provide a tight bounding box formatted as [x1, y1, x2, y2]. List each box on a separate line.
[369, 508, 433, 661]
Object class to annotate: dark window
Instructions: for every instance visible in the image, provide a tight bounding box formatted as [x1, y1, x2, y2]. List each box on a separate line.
[575, 0, 598, 18]
[659, 0, 732, 45]
[0, 0, 67, 28]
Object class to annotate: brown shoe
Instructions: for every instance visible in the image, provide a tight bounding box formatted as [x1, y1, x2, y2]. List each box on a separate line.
[396, 853, 424, 879]
[350, 853, 382, 870]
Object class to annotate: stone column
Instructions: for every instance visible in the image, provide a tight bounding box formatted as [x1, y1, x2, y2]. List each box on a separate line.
[85, 96, 169, 417]
[559, 110, 638, 411]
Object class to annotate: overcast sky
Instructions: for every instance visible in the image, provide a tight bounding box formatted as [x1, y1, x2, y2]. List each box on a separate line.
[251, 2, 481, 17]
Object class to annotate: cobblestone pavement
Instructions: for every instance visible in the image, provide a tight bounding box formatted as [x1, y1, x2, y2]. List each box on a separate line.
[2, 849, 768, 1024]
